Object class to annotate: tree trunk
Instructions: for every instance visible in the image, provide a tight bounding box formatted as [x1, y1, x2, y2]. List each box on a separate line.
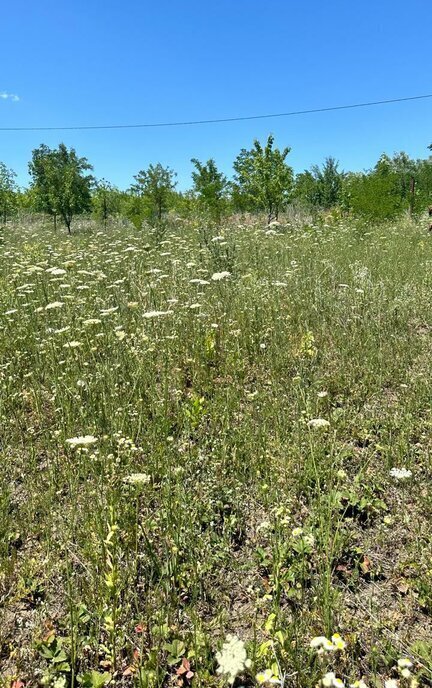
[63, 213, 71, 234]
[267, 202, 274, 224]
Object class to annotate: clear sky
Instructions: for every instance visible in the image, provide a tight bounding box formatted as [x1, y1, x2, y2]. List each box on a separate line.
[1, 0, 432, 190]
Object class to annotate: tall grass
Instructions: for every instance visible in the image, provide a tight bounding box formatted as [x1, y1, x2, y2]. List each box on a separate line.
[0, 215, 431, 687]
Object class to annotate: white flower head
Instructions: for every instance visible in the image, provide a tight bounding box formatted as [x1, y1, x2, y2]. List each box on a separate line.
[308, 418, 330, 430]
[45, 301, 64, 310]
[216, 634, 251, 683]
[310, 636, 334, 654]
[322, 672, 345, 688]
[397, 658, 413, 678]
[384, 680, 399, 688]
[256, 669, 280, 685]
[389, 468, 412, 481]
[143, 310, 173, 319]
[311, 633, 345, 654]
[123, 473, 151, 486]
[66, 435, 98, 447]
[211, 271, 231, 281]
[46, 267, 67, 276]
[397, 659, 412, 669]
[331, 633, 346, 651]
[190, 278, 210, 285]
[292, 527, 303, 537]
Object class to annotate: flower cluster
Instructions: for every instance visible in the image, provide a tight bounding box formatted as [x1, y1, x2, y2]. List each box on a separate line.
[65, 435, 98, 447]
[216, 634, 251, 684]
[389, 467, 412, 481]
[256, 668, 281, 685]
[308, 418, 330, 430]
[321, 671, 345, 688]
[123, 472, 151, 486]
[310, 633, 346, 654]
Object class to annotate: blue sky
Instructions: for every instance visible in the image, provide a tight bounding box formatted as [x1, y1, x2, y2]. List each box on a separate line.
[1, 0, 432, 190]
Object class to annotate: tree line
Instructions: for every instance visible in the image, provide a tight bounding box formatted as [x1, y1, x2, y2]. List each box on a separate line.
[1, 136, 432, 231]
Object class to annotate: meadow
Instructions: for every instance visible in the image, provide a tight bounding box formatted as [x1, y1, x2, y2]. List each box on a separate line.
[0, 214, 432, 688]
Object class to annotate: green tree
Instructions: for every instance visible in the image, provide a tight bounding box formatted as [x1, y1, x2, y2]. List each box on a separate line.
[311, 157, 343, 208]
[342, 169, 405, 220]
[131, 163, 177, 223]
[29, 143, 94, 233]
[0, 162, 17, 225]
[414, 156, 432, 210]
[232, 134, 293, 222]
[93, 179, 120, 228]
[120, 192, 145, 229]
[28, 144, 58, 227]
[293, 170, 320, 207]
[191, 158, 228, 221]
[294, 157, 343, 209]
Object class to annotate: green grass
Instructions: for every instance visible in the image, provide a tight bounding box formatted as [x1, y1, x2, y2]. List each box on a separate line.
[0, 215, 432, 687]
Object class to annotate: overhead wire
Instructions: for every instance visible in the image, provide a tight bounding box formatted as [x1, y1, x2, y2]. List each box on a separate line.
[0, 93, 431, 131]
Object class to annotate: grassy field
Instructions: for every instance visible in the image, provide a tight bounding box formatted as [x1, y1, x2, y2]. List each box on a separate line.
[1, 214, 432, 688]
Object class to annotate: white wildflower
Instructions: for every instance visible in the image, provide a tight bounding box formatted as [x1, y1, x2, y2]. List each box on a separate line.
[307, 418, 330, 430]
[310, 633, 345, 653]
[397, 658, 413, 679]
[46, 267, 67, 276]
[100, 306, 119, 316]
[190, 278, 210, 285]
[211, 271, 231, 281]
[331, 633, 346, 651]
[216, 634, 251, 683]
[310, 636, 335, 653]
[66, 435, 98, 447]
[83, 318, 102, 326]
[123, 473, 151, 486]
[143, 310, 173, 318]
[256, 669, 280, 685]
[389, 467, 412, 481]
[322, 672, 345, 688]
[45, 301, 64, 310]
[384, 681, 399, 688]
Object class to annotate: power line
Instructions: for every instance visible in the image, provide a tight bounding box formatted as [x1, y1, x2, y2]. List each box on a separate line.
[0, 93, 431, 132]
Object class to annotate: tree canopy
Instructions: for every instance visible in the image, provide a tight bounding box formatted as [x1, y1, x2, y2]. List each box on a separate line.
[233, 135, 293, 222]
[29, 143, 94, 232]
